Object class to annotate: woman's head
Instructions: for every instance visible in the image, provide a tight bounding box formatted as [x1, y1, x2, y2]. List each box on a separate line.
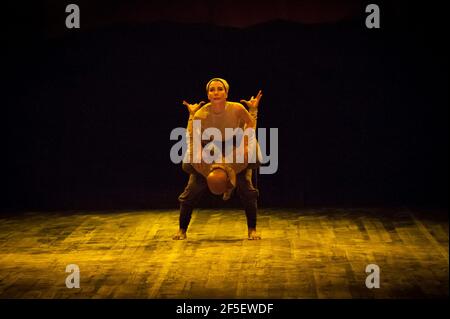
[206, 78, 229, 104]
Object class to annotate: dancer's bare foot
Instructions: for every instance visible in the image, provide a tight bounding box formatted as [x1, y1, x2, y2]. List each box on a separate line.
[172, 229, 187, 240]
[248, 228, 261, 240]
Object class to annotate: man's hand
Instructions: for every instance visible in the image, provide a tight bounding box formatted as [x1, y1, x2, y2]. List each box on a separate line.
[182, 100, 205, 116]
[240, 90, 263, 109]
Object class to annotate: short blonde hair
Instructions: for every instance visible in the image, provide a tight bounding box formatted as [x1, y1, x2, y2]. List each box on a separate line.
[206, 78, 229, 93]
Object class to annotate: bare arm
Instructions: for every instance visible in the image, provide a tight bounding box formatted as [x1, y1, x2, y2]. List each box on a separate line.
[238, 90, 263, 166]
[182, 100, 205, 137]
[181, 100, 205, 165]
[240, 90, 263, 128]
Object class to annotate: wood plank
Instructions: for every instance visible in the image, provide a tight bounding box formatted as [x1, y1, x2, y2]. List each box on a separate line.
[0, 208, 447, 298]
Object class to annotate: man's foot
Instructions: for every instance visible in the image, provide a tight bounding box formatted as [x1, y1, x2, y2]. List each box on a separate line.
[248, 228, 261, 240]
[172, 229, 187, 240]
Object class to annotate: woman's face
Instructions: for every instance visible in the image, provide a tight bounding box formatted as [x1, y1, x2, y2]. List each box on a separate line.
[207, 81, 228, 104]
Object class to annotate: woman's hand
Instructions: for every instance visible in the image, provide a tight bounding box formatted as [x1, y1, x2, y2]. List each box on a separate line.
[240, 90, 263, 109]
[182, 100, 206, 116]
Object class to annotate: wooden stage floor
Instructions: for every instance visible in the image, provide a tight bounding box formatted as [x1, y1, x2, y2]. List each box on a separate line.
[0, 208, 447, 298]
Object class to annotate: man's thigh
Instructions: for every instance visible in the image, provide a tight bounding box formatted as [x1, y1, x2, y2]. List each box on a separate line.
[178, 172, 208, 204]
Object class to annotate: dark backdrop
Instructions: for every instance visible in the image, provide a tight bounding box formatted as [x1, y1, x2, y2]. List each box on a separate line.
[4, 1, 448, 212]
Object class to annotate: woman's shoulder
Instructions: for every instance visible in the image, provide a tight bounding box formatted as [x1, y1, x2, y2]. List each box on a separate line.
[194, 103, 211, 118]
[227, 101, 246, 111]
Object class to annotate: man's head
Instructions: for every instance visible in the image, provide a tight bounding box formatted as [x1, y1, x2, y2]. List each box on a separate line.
[206, 168, 229, 195]
[206, 78, 229, 104]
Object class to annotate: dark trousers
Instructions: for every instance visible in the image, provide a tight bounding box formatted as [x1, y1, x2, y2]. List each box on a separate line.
[178, 168, 259, 231]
